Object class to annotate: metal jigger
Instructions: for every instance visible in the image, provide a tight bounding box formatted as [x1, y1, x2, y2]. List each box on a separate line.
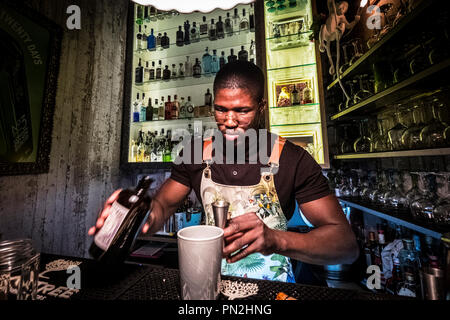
[212, 200, 229, 229]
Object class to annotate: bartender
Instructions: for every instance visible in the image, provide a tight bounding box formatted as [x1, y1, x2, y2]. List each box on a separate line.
[89, 61, 359, 283]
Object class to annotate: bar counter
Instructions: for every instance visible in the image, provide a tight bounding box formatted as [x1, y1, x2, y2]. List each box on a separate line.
[35, 252, 404, 301]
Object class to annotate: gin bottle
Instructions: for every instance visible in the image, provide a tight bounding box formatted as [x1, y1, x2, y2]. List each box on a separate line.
[239, 9, 249, 33]
[225, 12, 233, 36]
[208, 19, 217, 41]
[202, 47, 212, 75]
[238, 45, 248, 61]
[184, 20, 191, 45]
[147, 28, 156, 51]
[199, 16, 208, 38]
[190, 22, 199, 42]
[211, 49, 220, 73]
[193, 58, 202, 78]
[216, 16, 225, 39]
[176, 26, 184, 47]
[185, 56, 193, 77]
[135, 58, 143, 84]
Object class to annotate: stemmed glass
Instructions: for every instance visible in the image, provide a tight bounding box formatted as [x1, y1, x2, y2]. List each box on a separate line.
[401, 102, 427, 150]
[388, 171, 410, 213]
[420, 96, 448, 148]
[353, 74, 374, 104]
[349, 38, 364, 65]
[372, 117, 390, 152]
[344, 80, 356, 110]
[388, 105, 409, 150]
[410, 173, 436, 222]
[339, 124, 354, 154]
[339, 42, 353, 74]
[368, 171, 386, 205]
[433, 172, 450, 226]
[354, 119, 372, 153]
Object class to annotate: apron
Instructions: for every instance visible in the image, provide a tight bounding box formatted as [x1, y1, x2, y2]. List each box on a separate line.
[200, 136, 296, 283]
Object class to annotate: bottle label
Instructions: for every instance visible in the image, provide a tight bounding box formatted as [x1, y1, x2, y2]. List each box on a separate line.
[94, 201, 129, 251]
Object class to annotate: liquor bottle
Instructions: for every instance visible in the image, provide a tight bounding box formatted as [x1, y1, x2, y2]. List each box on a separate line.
[179, 97, 186, 119]
[200, 16, 208, 38]
[142, 25, 148, 49]
[136, 25, 143, 50]
[156, 32, 162, 48]
[216, 16, 225, 39]
[147, 28, 156, 51]
[135, 5, 144, 25]
[202, 47, 212, 75]
[158, 96, 165, 120]
[193, 58, 202, 78]
[205, 88, 213, 116]
[130, 139, 137, 162]
[146, 97, 153, 121]
[135, 58, 143, 84]
[209, 19, 217, 41]
[163, 138, 172, 162]
[156, 129, 165, 161]
[225, 12, 233, 36]
[185, 56, 193, 77]
[144, 61, 150, 81]
[398, 272, 418, 298]
[211, 49, 220, 73]
[156, 60, 162, 79]
[161, 32, 170, 49]
[240, 9, 249, 33]
[133, 93, 141, 122]
[385, 257, 402, 295]
[140, 93, 147, 121]
[89, 176, 153, 264]
[184, 20, 191, 45]
[186, 96, 195, 119]
[249, 40, 256, 64]
[291, 85, 300, 105]
[302, 82, 313, 104]
[249, 3, 255, 32]
[172, 95, 180, 120]
[232, 8, 240, 34]
[190, 22, 199, 43]
[149, 7, 157, 22]
[171, 64, 178, 79]
[227, 48, 237, 63]
[152, 98, 159, 121]
[238, 45, 248, 61]
[219, 51, 226, 69]
[178, 63, 185, 78]
[143, 6, 150, 23]
[137, 138, 145, 162]
[165, 95, 172, 120]
[399, 239, 421, 276]
[176, 26, 184, 47]
[149, 61, 155, 80]
[163, 65, 171, 80]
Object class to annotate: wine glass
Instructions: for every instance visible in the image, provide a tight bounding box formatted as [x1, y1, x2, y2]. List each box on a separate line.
[388, 105, 409, 150]
[353, 74, 374, 103]
[420, 96, 448, 148]
[339, 124, 354, 154]
[339, 42, 353, 74]
[354, 119, 372, 153]
[345, 80, 357, 109]
[401, 102, 427, 150]
[433, 172, 450, 226]
[372, 117, 390, 152]
[349, 38, 364, 65]
[388, 170, 410, 213]
[410, 173, 436, 222]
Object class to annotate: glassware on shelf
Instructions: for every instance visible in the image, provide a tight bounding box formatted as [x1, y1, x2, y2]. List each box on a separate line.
[353, 74, 374, 104]
[368, 171, 387, 205]
[387, 171, 410, 213]
[371, 117, 390, 152]
[349, 38, 364, 65]
[388, 105, 409, 151]
[410, 172, 435, 222]
[353, 119, 372, 153]
[339, 41, 352, 74]
[433, 172, 450, 226]
[420, 96, 448, 148]
[344, 80, 356, 110]
[339, 124, 354, 154]
[401, 102, 426, 150]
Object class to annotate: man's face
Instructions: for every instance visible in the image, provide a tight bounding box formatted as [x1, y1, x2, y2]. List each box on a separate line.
[213, 88, 262, 143]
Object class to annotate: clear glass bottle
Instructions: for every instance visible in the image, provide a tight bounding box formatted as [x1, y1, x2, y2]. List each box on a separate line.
[185, 56, 193, 77]
[140, 93, 146, 121]
[172, 95, 180, 120]
[216, 16, 225, 39]
[249, 40, 256, 64]
[227, 48, 237, 63]
[147, 28, 156, 51]
[190, 21, 199, 42]
[219, 51, 226, 70]
[209, 19, 217, 41]
[178, 62, 185, 78]
[200, 16, 208, 38]
[179, 97, 186, 119]
[211, 49, 220, 74]
[156, 60, 162, 79]
[239, 8, 249, 33]
[249, 3, 255, 32]
[165, 95, 172, 120]
[136, 25, 143, 50]
[184, 20, 190, 45]
[149, 61, 155, 80]
[133, 93, 141, 122]
[153, 98, 159, 121]
[232, 8, 240, 34]
[176, 25, 184, 46]
[158, 96, 165, 120]
[130, 139, 137, 162]
[144, 61, 150, 81]
[302, 82, 313, 104]
[171, 64, 177, 79]
[238, 45, 248, 61]
[225, 12, 233, 36]
[193, 58, 202, 78]
[202, 47, 212, 75]
[186, 96, 195, 119]
[141, 25, 148, 49]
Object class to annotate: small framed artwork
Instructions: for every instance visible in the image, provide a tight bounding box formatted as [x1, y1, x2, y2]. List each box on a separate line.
[273, 78, 313, 108]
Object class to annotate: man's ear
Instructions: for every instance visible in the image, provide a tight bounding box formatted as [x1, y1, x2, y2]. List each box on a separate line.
[259, 99, 267, 113]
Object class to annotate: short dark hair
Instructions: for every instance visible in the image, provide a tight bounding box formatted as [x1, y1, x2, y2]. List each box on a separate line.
[213, 60, 265, 104]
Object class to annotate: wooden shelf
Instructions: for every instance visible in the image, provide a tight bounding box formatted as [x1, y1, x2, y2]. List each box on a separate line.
[339, 199, 448, 239]
[330, 58, 450, 120]
[334, 148, 450, 160]
[326, 0, 435, 91]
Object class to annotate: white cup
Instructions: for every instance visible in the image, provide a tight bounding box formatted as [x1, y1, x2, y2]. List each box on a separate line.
[177, 225, 224, 300]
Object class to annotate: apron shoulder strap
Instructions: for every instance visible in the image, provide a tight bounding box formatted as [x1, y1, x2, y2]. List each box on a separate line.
[268, 136, 286, 166]
[203, 136, 213, 163]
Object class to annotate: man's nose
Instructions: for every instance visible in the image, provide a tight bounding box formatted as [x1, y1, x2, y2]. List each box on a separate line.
[224, 112, 238, 128]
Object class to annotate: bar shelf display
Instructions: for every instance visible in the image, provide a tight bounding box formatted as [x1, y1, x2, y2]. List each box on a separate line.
[133, 73, 217, 91]
[334, 148, 450, 160]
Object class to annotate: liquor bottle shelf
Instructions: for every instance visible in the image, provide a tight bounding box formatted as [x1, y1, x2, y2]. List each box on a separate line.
[339, 199, 448, 239]
[326, 0, 435, 91]
[330, 58, 450, 121]
[265, 30, 312, 41]
[269, 102, 320, 109]
[131, 116, 216, 127]
[266, 31, 313, 51]
[334, 148, 450, 159]
[267, 62, 316, 72]
[134, 73, 215, 90]
[270, 121, 321, 127]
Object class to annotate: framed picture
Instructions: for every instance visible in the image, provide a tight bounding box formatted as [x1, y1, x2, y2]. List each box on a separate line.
[0, 1, 62, 175]
[272, 78, 313, 108]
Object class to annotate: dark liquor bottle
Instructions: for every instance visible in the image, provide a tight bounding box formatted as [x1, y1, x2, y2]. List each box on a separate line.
[89, 176, 153, 264]
[227, 48, 237, 63]
[156, 33, 162, 48]
[184, 20, 191, 45]
[136, 25, 143, 50]
[0, 28, 33, 162]
[249, 3, 255, 32]
[216, 16, 225, 39]
[209, 19, 217, 41]
[149, 61, 155, 80]
[144, 61, 150, 81]
[193, 58, 202, 78]
[200, 16, 208, 38]
[135, 58, 143, 84]
[156, 60, 162, 79]
[163, 65, 171, 80]
[190, 22, 199, 42]
[239, 8, 249, 33]
[135, 5, 144, 25]
[165, 95, 172, 120]
[225, 12, 233, 36]
[172, 95, 180, 120]
[291, 85, 300, 105]
[219, 51, 226, 69]
[176, 26, 184, 47]
[249, 40, 256, 64]
[238, 45, 248, 61]
[205, 88, 212, 113]
[146, 97, 153, 121]
[161, 32, 170, 49]
[147, 28, 156, 51]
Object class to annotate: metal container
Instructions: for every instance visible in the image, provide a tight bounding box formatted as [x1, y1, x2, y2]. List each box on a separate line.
[420, 267, 445, 300]
[211, 200, 230, 229]
[0, 239, 40, 300]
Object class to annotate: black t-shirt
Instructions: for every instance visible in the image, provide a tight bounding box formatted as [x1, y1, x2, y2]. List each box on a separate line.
[170, 132, 332, 220]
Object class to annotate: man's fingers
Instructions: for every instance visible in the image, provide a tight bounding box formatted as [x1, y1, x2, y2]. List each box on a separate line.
[223, 231, 258, 258]
[226, 243, 258, 263]
[96, 217, 105, 229]
[100, 205, 111, 219]
[142, 222, 150, 234]
[223, 213, 260, 237]
[106, 189, 122, 204]
[88, 226, 96, 236]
